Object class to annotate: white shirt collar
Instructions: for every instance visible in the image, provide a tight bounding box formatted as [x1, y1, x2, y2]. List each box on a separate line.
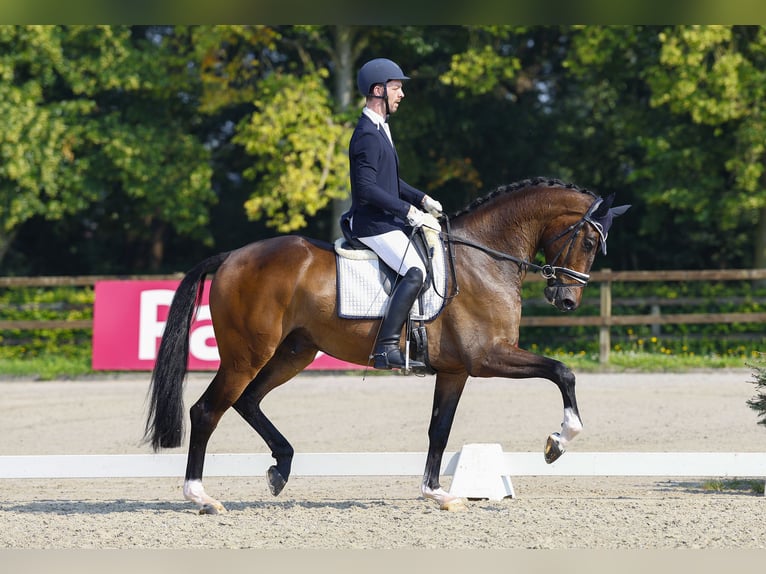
[362, 107, 393, 146]
[362, 106, 387, 126]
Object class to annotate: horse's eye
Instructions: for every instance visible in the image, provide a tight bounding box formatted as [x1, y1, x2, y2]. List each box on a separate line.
[583, 238, 596, 252]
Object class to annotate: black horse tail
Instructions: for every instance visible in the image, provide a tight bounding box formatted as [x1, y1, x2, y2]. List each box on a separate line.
[143, 251, 230, 451]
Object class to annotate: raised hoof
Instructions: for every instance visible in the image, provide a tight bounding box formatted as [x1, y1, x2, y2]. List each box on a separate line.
[199, 503, 226, 515]
[267, 465, 287, 496]
[544, 432, 565, 464]
[440, 498, 468, 512]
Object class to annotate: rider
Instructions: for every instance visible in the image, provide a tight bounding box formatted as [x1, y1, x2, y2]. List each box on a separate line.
[345, 57, 443, 371]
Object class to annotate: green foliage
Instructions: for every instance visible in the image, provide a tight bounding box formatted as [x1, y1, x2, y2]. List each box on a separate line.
[192, 25, 280, 114]
[442, 41, 522, 97]
[0, 283, 761, 379]
[651, 26, 748, 124]
[235, 70, 350, 232]
[560, 25, 766, 269]
[0, 25, 217, 272]
[701, 478, 764, 495]
[746, 353, 766, 427]
[520, 278, 766, 361]
[0, 355, 92, 380]
[3, 24, 766, 274]
[642, 25, 766, 265]
[0, 287, 93, 366]
[556, 351, 751, 373]
[0, 26, 98, 258]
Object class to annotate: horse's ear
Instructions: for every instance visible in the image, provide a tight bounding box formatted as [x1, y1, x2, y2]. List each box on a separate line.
[593, 194, 631, 219]
[586, 193, 631, 255]
[610, 204, 631, 217]
[592, 194, 615, 217]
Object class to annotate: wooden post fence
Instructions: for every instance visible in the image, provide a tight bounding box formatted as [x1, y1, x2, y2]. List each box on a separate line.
[2, 269, 766, 364]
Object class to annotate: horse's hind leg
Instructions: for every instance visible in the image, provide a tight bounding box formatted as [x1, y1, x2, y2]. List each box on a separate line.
[233, 335, 319, 497]
[183, 368, 256, 514]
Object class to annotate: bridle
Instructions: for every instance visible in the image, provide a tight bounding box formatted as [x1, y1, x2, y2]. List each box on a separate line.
[440, 197, 603, 298]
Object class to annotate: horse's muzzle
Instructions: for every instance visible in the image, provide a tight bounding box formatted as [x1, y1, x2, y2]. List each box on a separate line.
[544, 285, 580, 311]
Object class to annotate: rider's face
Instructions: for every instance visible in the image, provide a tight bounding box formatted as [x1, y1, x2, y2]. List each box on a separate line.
[385, 81, 404, 113]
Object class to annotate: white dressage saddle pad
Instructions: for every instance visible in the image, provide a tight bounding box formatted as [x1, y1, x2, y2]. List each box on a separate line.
[334, 220, 447, 321]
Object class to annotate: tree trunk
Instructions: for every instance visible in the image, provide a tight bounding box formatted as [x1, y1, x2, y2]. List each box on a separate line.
[755, 205, 766, 287]
[0, 229, 17, 270]
[149, 220, 166, 272]
[329, 25, 364, 241]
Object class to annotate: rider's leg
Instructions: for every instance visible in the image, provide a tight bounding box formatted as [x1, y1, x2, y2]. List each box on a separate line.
[359, 230, 426, 370]
[371, 267, 425, 369]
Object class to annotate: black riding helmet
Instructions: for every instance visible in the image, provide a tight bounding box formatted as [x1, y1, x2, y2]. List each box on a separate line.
[357, 58, 410, 116]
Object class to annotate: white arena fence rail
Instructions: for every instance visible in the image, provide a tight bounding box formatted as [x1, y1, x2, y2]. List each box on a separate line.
[1, 446, 765, 499]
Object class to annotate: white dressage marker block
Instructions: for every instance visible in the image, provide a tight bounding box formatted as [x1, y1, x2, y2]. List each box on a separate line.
[448, 443, 515, 500]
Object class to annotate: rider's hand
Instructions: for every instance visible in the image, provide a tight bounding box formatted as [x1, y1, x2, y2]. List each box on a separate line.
[406, 205, 427, 228]
[422, 195, 443, 217]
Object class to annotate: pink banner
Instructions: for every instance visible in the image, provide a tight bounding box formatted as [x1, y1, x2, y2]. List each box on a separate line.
[92, 280, 360, 371]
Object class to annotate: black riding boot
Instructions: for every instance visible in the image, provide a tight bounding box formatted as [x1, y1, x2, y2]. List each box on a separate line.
[372, 267, 426, 371]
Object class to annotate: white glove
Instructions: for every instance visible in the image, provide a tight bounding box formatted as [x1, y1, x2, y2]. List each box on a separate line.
[406, 205, 427, 228]
[422, 195, 443, 217]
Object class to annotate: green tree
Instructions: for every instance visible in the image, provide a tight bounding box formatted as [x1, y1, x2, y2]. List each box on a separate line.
[543, 25, 763, 269]
[0, 25, 97, 266]
[435, 25, 766, 270]
[234, 69, 349, 232]
[191, 25, 363, 240]
[408, 26, 570, 209]
[562, 25, 669, 268]
[644, 25, 766, 269]
[0, 25, 216, 272]
[428, 26, 647, 236]
[12, 25, 766, 275]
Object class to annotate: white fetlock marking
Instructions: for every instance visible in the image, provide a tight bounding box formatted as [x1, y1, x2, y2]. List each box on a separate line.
[559, 407, 583, 447]
[421, 484, 459, 505]
[422, 485, 467, 511]
[183, 479, 226, 513]
[183, 479, 212, 507]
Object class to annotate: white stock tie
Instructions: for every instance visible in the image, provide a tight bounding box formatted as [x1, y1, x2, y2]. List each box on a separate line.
[381, 122, 394, 148]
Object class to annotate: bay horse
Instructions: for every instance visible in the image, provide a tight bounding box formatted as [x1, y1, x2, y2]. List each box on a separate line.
[144, 177, 629, 513]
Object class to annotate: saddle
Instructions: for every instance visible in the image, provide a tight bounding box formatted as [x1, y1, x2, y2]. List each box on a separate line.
[334, 212, 448, 370]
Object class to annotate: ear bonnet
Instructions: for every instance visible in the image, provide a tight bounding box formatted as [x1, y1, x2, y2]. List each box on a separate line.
[583, 193, 631, 254]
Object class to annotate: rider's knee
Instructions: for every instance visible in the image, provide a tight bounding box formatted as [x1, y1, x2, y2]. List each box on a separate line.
[404, 266, 425, 285]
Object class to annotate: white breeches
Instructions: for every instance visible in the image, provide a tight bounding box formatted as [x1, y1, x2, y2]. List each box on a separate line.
[359, 229, 427, 278]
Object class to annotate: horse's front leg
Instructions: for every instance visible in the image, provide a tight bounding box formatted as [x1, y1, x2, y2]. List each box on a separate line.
[421, 372, 469, 511]
[477, 345, 583, 464]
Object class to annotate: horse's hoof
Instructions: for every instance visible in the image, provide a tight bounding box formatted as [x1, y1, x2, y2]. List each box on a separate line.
[544, 432, 565, 464]
[267, 465, 287, 496]
[440, 498, 468, 512]
[199, 502, 226, 515]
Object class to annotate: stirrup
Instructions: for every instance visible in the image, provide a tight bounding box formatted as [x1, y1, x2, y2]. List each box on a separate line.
[371, 346, 426, 371]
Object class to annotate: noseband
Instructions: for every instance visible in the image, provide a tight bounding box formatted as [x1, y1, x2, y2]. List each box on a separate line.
[539, 213, 594, 287]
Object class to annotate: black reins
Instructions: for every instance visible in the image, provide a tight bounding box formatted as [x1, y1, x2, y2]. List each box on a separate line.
[439, 199, 600, 298]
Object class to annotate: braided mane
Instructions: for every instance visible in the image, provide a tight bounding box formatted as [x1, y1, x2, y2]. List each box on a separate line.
[453, 177, 598, 218]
